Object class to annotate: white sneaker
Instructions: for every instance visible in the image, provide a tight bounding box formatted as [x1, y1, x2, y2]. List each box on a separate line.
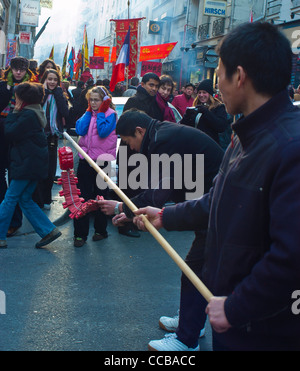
[148, 333, 199, 351]
[159, 314, 179, 332]
[159, 314, 206, 337]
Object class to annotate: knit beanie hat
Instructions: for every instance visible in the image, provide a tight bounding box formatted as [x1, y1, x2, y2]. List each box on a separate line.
[197, 79, 214, 96]
[10, 56, 29, 71]
[14, 82, 45, 105]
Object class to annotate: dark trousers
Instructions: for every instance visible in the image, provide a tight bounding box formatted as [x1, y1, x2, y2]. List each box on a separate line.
[73, 159, 108, 240]
[176, 230, 208, 348]
[33, 135, 58, 207]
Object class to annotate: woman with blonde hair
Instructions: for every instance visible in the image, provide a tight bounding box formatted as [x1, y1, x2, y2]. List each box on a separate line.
[181, 79, 229, 146]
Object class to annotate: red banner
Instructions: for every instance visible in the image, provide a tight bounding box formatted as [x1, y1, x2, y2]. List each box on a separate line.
[141, 61, 162, 77]
[93, 45, 110, 63]
[139, 42, 178, 62]
[89, 57, 104, 70]
[111, 18, 144, 79]
[94, 42, 177, 64]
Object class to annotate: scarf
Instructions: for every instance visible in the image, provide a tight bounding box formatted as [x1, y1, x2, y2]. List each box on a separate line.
[43, 91, 58, 135]
[156, 92, 176, 123]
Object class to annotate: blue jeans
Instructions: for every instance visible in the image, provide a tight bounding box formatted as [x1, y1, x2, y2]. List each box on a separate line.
[0, 166, 23, 229]
[0, 179, 56, 240]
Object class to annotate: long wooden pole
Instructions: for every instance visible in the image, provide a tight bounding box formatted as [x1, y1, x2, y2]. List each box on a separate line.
[63, 132, 213, 302]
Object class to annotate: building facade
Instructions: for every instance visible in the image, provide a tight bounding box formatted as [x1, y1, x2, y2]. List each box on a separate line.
[1, 0, 42, 69]
[92, 0, 300, 88]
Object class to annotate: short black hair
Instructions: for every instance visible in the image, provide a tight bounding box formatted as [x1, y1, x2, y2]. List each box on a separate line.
[142, 72, 160, 84]
[185, 83, 195, 89]
[217, 21, 292, 96]
[14, 82, 45, 105]
[116, 109, 152, 136]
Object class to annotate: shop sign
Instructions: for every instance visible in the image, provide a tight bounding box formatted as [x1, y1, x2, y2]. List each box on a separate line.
[19, 31, 32, 45]
[148, 21, 163, 35]
[19, 0, 40, 27]
[203, 0, 226, 18]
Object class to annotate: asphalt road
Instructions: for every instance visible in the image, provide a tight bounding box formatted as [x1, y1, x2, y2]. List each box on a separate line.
[0, 182, 212, 351]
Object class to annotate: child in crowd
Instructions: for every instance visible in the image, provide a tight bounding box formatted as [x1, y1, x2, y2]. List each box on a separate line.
[0, 82, 61, 249]
[73, 86, 117, 247]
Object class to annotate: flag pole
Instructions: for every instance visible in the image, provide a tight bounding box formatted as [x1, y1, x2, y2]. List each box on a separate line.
[127, 0, 130, 89]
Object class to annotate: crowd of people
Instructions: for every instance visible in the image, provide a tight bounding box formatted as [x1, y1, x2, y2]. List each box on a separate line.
[0, 21, 300, 352]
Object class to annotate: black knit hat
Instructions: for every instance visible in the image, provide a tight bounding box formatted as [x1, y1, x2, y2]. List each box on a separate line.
[10, 56, 29, 71]
[14, 82, 45, 105]
[197, 79, 214, 96]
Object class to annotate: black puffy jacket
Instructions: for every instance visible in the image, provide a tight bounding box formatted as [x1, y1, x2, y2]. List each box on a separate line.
[5, 106, 48, 180]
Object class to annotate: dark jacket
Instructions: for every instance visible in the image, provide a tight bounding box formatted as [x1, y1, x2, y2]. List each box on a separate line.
[122, 120, 224, 218]
[117, 85, 165, 199]
[43, 87, 69, 135]
[5, 106, 48, 181]
[0, 81, 13, 114]
[181, 103, 229, 144]
[163, 90, 300, 350]
[123, 85, 164, 121]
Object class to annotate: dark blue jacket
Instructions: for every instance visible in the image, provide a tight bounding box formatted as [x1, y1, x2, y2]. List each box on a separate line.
[5, 107, 48, 181]
[163, 90, 300, 350]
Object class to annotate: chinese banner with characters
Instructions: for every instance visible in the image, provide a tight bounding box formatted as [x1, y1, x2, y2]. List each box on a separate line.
[89, 57, 105, 70]
[141, 61, 162, 77]
[110, 18, 144, 79]
[139, 42, 177, 62]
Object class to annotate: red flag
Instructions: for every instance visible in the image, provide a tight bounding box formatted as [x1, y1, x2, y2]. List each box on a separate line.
[93, 44, 110, 62]
[74, 49, 83, 81]
[139, 42, 178, 61]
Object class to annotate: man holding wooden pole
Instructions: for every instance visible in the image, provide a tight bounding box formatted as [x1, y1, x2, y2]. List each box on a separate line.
[135, 22, 300, 351]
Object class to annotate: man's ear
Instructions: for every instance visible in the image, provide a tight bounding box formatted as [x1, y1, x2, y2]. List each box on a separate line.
[135, 126, 146, 137]
[236, 66, 247, 88]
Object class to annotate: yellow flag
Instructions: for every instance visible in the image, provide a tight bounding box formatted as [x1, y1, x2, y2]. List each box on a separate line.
[83, 26, 89, 69]
[62, 43, 69, 77]
[49, 45, 54, 60]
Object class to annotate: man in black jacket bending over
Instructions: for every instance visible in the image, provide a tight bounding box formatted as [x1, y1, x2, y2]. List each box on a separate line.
[115, 73, 164, 237]
[99, 110, 224, 352]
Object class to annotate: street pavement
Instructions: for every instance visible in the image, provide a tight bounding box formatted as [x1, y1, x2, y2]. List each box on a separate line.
[0, 140, 212, 352]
